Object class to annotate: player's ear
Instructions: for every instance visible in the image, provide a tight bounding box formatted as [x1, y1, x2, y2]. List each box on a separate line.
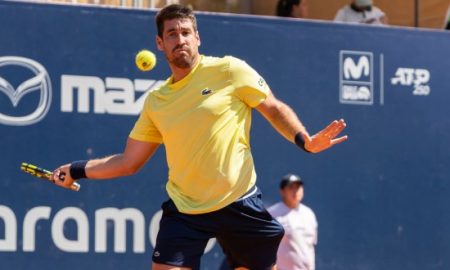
[156, 35, 164, 51]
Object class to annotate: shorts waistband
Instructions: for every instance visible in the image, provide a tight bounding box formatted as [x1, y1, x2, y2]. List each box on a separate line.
[237, 186, 258, 201]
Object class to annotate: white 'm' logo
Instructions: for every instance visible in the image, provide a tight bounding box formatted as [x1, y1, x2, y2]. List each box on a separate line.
[0, 56, 52, 126]
[343, 56, 370, 80]
[339, 51, 373, 105]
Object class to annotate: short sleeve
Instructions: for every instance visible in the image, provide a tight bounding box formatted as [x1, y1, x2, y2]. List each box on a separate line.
[230, 57, 270, 108]
[129, 99, 163, 143]
[334, 9, 345, 21]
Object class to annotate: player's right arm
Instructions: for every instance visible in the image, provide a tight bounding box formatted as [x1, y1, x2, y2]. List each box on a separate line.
[52, 138, 160, 189]
[53, 84, 163, 189]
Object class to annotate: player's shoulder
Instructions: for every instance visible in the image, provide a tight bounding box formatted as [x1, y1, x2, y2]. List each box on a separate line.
[149, 77, 170, 91]
[226, 55, 253, 70]
[153, 78, 170, 91]
[200, 55, 256, 80]
[201, 55, 244, 69]
[145, 77, 171, 102]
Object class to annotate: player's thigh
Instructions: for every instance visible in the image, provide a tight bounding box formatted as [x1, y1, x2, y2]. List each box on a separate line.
[152, 199, 212, 269]
[216, 189, 284, 269]
[218, 232, 282, 269]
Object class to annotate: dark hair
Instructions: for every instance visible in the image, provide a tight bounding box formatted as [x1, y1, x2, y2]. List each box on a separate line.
[279, 174, 303, 189]
[276, 0, 301, 17]
[156, 4, 197, 37]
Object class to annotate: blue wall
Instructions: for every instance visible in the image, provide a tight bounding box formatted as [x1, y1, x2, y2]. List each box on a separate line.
[1, 1, 450, 269]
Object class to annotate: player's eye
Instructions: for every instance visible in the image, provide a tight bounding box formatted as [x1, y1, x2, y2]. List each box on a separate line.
[181, 29, 191, 36]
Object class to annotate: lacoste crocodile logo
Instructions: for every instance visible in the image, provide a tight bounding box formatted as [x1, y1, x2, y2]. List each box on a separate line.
[201, 88, 213, 95]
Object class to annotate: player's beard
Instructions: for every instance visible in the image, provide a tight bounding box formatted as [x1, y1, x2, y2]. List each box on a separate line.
[168, 45, 197, 69]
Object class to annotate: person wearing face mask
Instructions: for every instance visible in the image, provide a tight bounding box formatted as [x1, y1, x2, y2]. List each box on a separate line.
[334, 0, 388, 25]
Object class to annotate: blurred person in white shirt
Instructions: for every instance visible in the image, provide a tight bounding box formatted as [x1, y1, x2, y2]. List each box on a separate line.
[267, 174, 318, 270]
[334, 0, 388, 25]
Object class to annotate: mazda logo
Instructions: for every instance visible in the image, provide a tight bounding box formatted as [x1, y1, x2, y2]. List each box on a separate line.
[0, 56, 52, 126]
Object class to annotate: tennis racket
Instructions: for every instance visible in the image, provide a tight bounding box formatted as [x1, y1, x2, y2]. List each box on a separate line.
[20, 162, 81, 192]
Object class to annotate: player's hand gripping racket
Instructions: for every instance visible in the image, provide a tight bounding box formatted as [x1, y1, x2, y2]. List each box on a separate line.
[20, 162, 81, 191]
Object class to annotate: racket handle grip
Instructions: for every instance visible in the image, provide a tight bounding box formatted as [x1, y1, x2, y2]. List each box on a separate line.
[56, 171, 81, 192]
[70, 182, 81, 192]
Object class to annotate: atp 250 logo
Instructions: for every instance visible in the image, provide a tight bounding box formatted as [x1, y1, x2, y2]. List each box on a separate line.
[339, 51, 373, 105]
[339, 50, 432, 106]
[391, 67, 431, 96]
[0, 56, 52, 126]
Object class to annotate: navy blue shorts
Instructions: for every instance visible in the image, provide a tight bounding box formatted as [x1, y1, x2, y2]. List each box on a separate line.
[152, 187, 284, 270]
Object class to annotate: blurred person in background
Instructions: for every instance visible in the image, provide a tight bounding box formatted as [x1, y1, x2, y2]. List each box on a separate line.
[276, 0, 308, 18]
[334, 0, 388, 25]
[445, 5, 450, 30]
[267, 174, 318, 270]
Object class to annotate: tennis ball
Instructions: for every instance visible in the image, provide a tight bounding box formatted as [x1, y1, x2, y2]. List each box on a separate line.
[135, 50, 156, 71]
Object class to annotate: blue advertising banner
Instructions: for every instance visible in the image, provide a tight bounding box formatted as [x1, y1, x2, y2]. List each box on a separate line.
[0, 1, 449, 269]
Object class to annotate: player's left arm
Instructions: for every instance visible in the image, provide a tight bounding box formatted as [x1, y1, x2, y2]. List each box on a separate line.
[255, 89, 348, 153]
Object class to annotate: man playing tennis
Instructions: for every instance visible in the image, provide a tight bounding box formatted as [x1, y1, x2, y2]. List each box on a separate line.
[53, 4, 347, 270]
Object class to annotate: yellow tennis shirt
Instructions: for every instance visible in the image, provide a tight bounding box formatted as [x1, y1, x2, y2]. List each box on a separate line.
[129, 55, 270, 214]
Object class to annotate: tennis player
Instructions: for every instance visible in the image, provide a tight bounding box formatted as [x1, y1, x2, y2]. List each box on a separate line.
[53, 4, 347, 270]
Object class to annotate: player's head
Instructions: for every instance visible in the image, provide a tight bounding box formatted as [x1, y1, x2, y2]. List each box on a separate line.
[279, 174, 304, 208]
[155, 4, 201, 69]
[276, 0, 307, 18]
[156, 4, 197, 38]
